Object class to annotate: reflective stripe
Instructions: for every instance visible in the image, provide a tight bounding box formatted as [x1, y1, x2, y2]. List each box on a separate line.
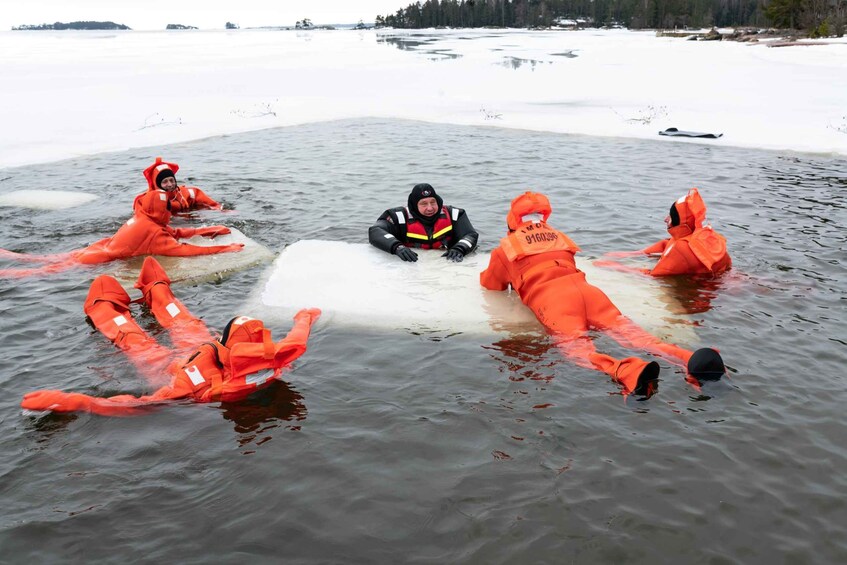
[394, 211, 405, 225]
[166, 302, 180, 318]
[521, 213, 544, 224]
[457, 237, 473, 248]
[432, 225, 453, 239]
[188, 188, 196, 199]
[383, 233, 395, 239]
[113, 315, 128, 326]
[407, 232, 429, 240]
[185, 365, 205, 385]
[452, 208, 459, 221]
[185, 365, 205, 386]
[155, 164, 170, 173]
[159, 193, 167, 201]
[127, 218, 136, 225]
[245, 369, 275, 387]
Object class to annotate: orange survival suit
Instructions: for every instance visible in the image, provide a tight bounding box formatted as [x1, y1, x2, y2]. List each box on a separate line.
[137, 157, 222, 214]
[20, 257, 321, 416]
[480, 192, 726, 395]
[0, 190, 240, 278]
[597, 188, 731, 277]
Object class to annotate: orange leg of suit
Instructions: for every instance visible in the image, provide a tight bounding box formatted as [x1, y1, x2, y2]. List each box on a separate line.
[527, 273, 692, 392]
[22, 258, 212, 415]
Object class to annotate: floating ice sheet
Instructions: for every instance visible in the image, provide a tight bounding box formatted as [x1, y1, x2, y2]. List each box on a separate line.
[0, 190, 98, 210]
[246, 239, 698, 343]
[112, 227, 275, 286]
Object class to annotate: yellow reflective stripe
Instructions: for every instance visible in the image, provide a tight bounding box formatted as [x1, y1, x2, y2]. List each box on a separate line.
[432, 225, 453, 239]
[406, 232, 429, 240]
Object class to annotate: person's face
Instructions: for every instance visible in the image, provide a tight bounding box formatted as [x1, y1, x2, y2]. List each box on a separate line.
[159, 177, 177, 191]
[664, 214, 672, 228]
[417, 197, 439, 217]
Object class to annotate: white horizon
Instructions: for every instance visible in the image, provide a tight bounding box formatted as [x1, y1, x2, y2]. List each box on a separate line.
[0, 0, 404, 31]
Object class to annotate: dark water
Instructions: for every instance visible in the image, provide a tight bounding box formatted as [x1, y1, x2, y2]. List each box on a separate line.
[1, 119, 845, 563]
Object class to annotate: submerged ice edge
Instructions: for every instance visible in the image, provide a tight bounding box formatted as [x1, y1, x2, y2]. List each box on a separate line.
[1, 28, 846, 170]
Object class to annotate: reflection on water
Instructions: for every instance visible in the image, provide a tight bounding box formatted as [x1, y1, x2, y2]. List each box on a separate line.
[483, 332, 556, 383]
[376, 34, 463, 60]
[375, 35, 435, 50]
[220, 381, 307, 452]
[500, 56, 552, 70]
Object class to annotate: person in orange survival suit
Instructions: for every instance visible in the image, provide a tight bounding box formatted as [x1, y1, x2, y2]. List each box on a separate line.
[20, 256, 321, 416]
[595, 187, 731, 277]
[368, 183, 479, 262]
[480, 192, 726, 395]
[136, 156, 222, 214]
[0, 190, 241, 278]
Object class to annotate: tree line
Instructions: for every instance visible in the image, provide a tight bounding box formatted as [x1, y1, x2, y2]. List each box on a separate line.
[12, 21, 131, 31]
[375, 0, 846, 37]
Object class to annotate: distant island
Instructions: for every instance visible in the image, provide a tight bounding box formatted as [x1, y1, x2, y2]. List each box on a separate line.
[166, 24, 198, 30]
[12, 21, 131, 31]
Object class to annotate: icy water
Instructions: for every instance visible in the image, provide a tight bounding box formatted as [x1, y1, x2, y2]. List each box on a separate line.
[1, 119, 845, 563]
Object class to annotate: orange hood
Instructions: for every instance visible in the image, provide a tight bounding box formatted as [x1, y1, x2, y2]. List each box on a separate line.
[142, 157, 180, 191]
[668, 187, 708, 237]
[506, 191, 552, 231]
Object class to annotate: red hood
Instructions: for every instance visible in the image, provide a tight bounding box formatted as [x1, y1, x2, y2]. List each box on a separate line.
[142, 156, 180, 191]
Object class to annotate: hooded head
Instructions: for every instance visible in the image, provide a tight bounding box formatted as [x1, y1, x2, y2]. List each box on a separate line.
[142, 157, 180, 191]
[135, 189, 172, 225]
[506, 191, 552, 232]
[220, 316, 269, 348]
[667, 187, 707, 237]
[407, 183, 443, 225]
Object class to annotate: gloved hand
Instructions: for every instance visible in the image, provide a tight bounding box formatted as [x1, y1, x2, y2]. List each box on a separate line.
[196, 226, 231, 238]
[394, 246, 418, 262]
[442, 248, 464, 262]
[293, 308, 322, 324]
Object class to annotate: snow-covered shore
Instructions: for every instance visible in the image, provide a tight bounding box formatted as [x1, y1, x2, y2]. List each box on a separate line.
[1, 28, 845, 169]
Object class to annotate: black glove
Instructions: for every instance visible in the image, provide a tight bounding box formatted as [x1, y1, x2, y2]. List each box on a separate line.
[442, 248, 464, 262]
[394, 246, 418, 262]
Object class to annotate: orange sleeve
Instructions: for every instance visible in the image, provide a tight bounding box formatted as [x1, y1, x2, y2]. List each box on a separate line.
[172, 227, 198, 239]
[21, 385, 187, 417]
[190, 187, 222, 210]
[642, 239, 670, 255]
[228, 308, 321, 379]
[650, 240, 698, 276]
[149, 229, 242, 256]
[480, 247, 511, 291]
[159, 243, 242, 257]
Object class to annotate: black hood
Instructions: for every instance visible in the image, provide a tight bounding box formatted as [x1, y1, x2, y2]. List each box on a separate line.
[407, 183, 443, 226]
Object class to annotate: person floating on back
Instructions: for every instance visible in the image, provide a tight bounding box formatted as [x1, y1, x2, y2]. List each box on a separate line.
[596, 187, 731, 277]
[480, 191, 726, 395]
[20, 256, 321, 416]
[0, 190, 241, 278]
[368, 183, 478, 262]
[136, 156, 222, 214]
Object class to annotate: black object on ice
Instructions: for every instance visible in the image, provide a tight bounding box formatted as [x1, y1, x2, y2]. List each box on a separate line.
[659, 127, 723, 139]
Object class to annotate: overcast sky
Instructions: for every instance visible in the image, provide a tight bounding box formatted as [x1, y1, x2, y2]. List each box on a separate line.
[0, 0, 406, 30]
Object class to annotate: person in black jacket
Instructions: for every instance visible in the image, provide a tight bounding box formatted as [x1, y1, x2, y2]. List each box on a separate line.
[368, 183, 479, 262]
